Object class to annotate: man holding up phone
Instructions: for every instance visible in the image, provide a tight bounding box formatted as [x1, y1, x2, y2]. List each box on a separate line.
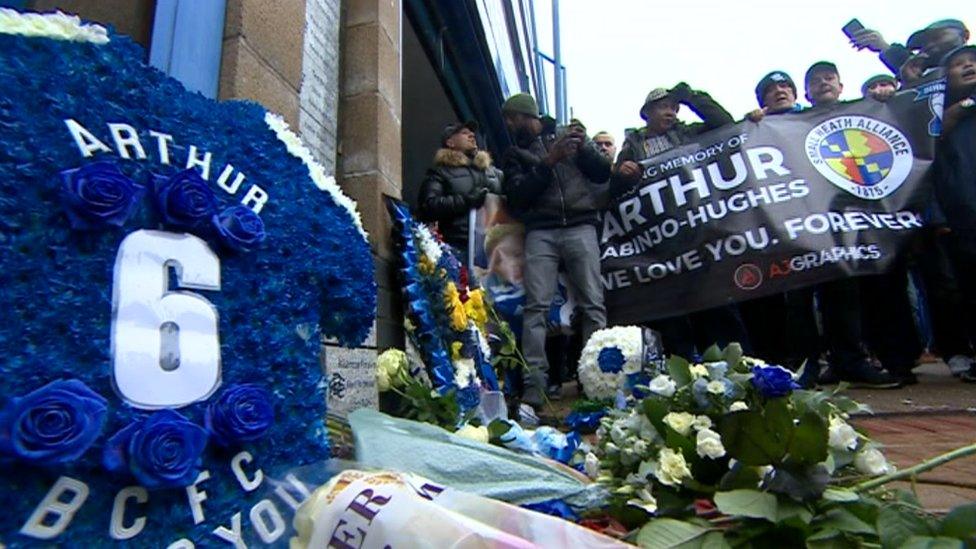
[500, 93, 611, 413]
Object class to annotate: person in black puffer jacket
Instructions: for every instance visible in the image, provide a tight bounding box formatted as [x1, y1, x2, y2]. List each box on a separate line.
[417, 121, 502, 261]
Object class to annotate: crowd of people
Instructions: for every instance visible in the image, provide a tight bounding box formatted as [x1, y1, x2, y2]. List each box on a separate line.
[417, 18, 976, 414]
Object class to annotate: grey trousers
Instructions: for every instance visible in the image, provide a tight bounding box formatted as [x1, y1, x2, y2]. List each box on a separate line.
[521, 224, 606, 405]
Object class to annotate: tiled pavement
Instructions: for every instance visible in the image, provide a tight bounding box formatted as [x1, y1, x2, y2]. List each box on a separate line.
[853, 413, 976, 511]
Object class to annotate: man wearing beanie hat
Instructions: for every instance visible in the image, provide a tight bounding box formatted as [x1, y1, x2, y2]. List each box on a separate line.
[746, 71, 802, 121]
[862, 74, 898, 101]
[499, 92, 610, 410]
[417, 120, 502, 262]
[931, 44, 976, 383]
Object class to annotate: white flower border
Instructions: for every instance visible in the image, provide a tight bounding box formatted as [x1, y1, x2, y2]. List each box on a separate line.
[414, 223, 443, 263]
[578, 326, 643, 400]
[0, 8, 109, 44]
[264, 113, 367, 241]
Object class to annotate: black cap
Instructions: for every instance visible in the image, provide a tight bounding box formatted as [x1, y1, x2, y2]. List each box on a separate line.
[440, 120, 479, 146]
[941, 44, 976, 67]
[755, 71, 796, 107]
[908, 19, 968, 50]
[804, 61, 839, 85]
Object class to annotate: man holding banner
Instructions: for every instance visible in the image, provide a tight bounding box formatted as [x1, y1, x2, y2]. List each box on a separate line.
[599, 62, 941, 388]
[612, 83, 751, 359]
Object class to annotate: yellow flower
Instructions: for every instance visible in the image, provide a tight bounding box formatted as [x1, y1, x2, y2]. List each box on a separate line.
[454, 424, 489, 443]
[418, 256, 434, 275]
[376, 349, 408, 391]
[443, 284, 467, 331]
[464, 289, 488, 332]
[451, 341, 463, 361]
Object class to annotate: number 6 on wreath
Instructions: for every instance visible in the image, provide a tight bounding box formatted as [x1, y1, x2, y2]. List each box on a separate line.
[111, 230, 222, 408]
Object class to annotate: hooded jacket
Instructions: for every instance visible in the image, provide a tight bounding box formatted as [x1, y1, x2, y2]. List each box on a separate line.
[417, 149, 502, 247]
[501, 131, 611, 231]
[934, 107, 976, 252]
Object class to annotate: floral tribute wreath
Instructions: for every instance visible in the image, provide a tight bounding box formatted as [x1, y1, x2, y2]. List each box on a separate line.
[0, 9, 375, 546]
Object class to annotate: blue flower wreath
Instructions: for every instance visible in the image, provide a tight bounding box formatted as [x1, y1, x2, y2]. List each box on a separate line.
[388, 200, 456, 393]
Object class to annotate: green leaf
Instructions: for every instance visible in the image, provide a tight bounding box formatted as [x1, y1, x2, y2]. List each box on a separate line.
[668, 355, 693, 386]
[805, 529, 860, 549]
[701, 344, 723, 362]
[898, 536, 965, 549]
[713, 489, 779, 522]
[718, 461, 763, 491]
[487, 419, 511, 444]
[777, 498, 814, 526]
[674, 531, 731, 549]
[787, 412, 828, 466]
[636, 519, 710, 549]
[815, 507, 876, 535]
[822, 488, 860, 502]
[719, 400, 793, 466]
[878, 506, 934, 549]
[939, 503, 976, 539]
[722, 342, 743, 369]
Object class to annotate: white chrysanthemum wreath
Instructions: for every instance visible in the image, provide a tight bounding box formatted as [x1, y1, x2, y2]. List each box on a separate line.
[578, 325, 643, 400]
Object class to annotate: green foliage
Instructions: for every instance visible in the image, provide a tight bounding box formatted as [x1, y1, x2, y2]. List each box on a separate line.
[938, 503, 976, 540]
[714, 490, 779, 522]
[877, 506, 936, 549]
[719, 398, 792, 466]
[668, 355, 693, 387]
[636, 519, 711, 549]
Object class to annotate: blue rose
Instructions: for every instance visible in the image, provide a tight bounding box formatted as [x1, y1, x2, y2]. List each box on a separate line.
[750, 365, 800, 398]
[212, 206, 266, 252]
[456, 385, 480, 411]
[60, 161, 144, 230]
[205, 384, 274, 447]
[597, 346, 625, 373]
[152, 169, 218, 230]
[0, 379, 107, 466]
[103, 410, 208, 490]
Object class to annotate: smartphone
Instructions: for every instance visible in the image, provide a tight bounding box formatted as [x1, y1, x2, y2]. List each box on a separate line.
[842, 18, 865, 40]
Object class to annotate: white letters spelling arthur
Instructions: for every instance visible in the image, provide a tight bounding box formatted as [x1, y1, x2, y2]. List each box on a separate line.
[64, 119, 270, 214]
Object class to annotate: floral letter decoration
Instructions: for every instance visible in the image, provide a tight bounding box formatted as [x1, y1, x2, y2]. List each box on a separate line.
[212, 206, 266, 252]
[151, 169, 218, 231]
[103, 409, 208, 490]
[0, 379, 107, 466]
[205, 384, 274, 447]
[60, 161, 144, 230]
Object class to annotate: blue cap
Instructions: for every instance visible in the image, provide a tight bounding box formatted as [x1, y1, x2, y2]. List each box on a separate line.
[755, 71, 796, 107]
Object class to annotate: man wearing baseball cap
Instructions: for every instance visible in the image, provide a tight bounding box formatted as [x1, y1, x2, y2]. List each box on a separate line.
[851, 19, 968, 75]
[499, 92, 610, 412]
[862, 74, 898, 101]
[417, 120, 502, 262]
[612, 83, 749, 360]
[803, 61, 920, 388]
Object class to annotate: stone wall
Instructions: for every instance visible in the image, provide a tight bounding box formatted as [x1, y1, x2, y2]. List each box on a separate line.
[220, 0, 305, 128]
[299, 0, 341, 175]
[339, 0, 404, 351]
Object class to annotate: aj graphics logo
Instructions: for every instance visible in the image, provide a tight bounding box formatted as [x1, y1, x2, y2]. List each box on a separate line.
[804, 116, 913, 200]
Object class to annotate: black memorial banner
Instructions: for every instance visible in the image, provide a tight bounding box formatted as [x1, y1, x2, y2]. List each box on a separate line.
[602, 80, 945, 325]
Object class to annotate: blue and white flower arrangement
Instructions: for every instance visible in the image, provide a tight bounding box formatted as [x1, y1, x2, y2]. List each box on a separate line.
[578, 326, 644, 400]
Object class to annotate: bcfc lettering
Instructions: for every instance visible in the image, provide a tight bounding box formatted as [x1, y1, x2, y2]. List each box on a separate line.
[769, 245, 882, 278]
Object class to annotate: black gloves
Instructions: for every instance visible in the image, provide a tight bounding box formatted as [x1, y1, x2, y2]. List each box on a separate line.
[466, 186, 488, 208]
[669, 82, 692, 103]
